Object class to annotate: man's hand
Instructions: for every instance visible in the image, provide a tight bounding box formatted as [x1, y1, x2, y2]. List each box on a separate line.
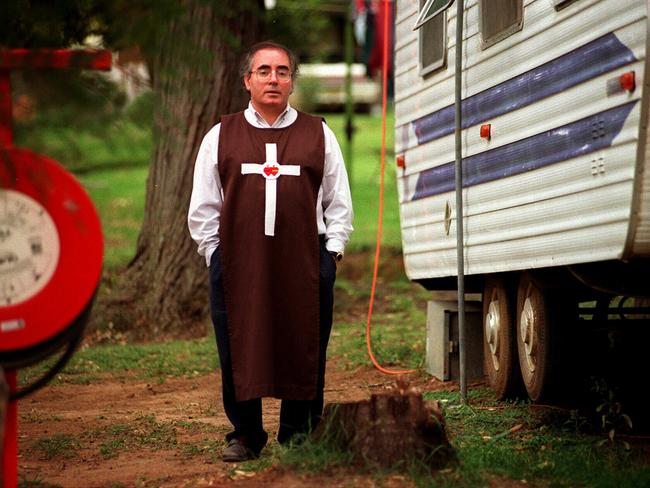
[329, 251, 343, 266]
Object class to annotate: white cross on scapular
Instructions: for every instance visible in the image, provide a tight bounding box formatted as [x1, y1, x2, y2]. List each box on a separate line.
[241, 143, 301, 236]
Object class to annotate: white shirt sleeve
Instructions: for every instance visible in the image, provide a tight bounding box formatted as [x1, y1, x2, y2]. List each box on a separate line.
[188, 124, 223, 267]
[321, 122, 354, 254]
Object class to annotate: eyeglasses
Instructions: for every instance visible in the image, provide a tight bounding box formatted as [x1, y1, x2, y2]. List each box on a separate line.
[249, 68, 292, 83]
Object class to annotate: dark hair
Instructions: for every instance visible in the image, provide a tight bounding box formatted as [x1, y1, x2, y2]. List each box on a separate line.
[239, 41, 300, 81]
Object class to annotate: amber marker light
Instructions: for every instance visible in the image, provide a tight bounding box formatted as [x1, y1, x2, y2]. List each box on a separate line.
[620, 71, 635, 92]
[480, 123, 491, 140]
[396, 154, 406, 169]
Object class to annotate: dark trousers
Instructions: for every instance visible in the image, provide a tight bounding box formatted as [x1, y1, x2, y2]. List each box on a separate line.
[209, 240, 336, 453]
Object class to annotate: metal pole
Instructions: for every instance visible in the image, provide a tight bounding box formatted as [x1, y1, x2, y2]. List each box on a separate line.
[0, 368, 6, 486]
[454, 0, 467, 404]
[1, 370, 17, 488]
[344, 2, 355, 191]
[0, 71, 13, 147]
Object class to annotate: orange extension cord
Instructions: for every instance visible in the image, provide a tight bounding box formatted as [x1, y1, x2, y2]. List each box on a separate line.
[365, 0, 416, 376]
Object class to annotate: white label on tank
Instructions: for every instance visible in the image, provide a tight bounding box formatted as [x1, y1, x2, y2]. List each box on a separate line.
[1, 318, 25, 332]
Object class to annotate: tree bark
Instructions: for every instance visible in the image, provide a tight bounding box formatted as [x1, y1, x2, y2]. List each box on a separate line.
[99, 0, 263, 337]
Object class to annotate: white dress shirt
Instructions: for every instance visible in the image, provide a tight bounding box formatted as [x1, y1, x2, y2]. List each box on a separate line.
[188, 102, 354, 267]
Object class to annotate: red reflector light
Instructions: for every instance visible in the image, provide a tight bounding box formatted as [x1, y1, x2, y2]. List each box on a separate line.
[396, 154, 405, 168]
[480, 124, 491, 140]
[620, 71, 635, 92]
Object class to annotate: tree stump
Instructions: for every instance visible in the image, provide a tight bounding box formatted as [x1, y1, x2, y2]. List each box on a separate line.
[313, 380, 456, 469]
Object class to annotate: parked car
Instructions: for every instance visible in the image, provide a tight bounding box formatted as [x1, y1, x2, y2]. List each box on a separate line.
[291, 62, 380, 112]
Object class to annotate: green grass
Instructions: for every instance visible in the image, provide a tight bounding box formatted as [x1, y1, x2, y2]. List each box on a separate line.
[15, 119, 151, 174]
[18, 479, 63, 488]
[14, 83, 153, 174]
[19, 337, 218, 386]
[321, 111, 402, 251]
[14, 89, 152, 270]
[28, 415, 181, 462]
[20, 290, 427, 382]
[330, 281, 429, 371]
[330, 249, 430, 371]
[172, 419, 222, 434]
[31, 434, 80, 460]
[263, 436, 355, 474]
[180, 439, 224, 458]
[415, 389, 650, 487]
[92, 414, 178, 459]
[79, 167, 148, 268]
[27, 414, 227, 467]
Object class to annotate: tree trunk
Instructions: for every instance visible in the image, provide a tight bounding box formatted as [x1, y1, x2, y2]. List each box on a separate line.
[99, 0, 263, 337]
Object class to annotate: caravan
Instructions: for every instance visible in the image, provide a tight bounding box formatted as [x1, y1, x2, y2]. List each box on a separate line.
[394, 0, 650, 400]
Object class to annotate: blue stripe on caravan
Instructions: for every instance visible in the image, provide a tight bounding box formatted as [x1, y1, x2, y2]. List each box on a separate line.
[412, 101, 637, 200]
[411, 33, 637, 145]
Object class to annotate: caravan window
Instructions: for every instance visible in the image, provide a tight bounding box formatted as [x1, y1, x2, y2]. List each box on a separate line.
[419, 0, 446, 76]
[479, 0, 523, 48]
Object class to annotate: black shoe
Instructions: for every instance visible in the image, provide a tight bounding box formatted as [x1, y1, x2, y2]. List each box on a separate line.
[222, 438, 259, 462]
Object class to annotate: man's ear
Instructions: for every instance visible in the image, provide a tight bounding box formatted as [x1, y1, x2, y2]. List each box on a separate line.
[243, 75, 251, 92]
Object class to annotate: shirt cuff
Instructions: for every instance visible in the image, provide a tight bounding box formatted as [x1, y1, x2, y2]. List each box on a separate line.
[205, 247, 216, 267]
[325, 238, 345, 254]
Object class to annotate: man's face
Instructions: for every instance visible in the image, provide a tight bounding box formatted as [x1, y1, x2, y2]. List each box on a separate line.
[244, 48, 293, 112]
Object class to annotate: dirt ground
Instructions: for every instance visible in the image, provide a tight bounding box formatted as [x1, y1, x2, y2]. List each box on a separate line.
[13, 252, 448, 487]
[17, 362, 455, 488]
[12, 250, 650, 486]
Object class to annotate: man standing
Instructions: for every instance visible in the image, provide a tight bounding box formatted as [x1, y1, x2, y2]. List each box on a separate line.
[188, 41, 353, 462]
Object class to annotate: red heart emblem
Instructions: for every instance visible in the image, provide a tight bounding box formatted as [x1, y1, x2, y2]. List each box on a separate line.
[264, 166, 279, 176]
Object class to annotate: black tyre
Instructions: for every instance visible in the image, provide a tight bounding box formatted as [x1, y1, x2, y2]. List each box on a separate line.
[516, 273, 552, 402]
[483, 275, 520, 399]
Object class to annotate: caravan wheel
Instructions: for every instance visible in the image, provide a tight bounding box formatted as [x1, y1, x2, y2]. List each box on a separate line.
[483, 276, 519, 399]
[516, 273, 552, 402]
